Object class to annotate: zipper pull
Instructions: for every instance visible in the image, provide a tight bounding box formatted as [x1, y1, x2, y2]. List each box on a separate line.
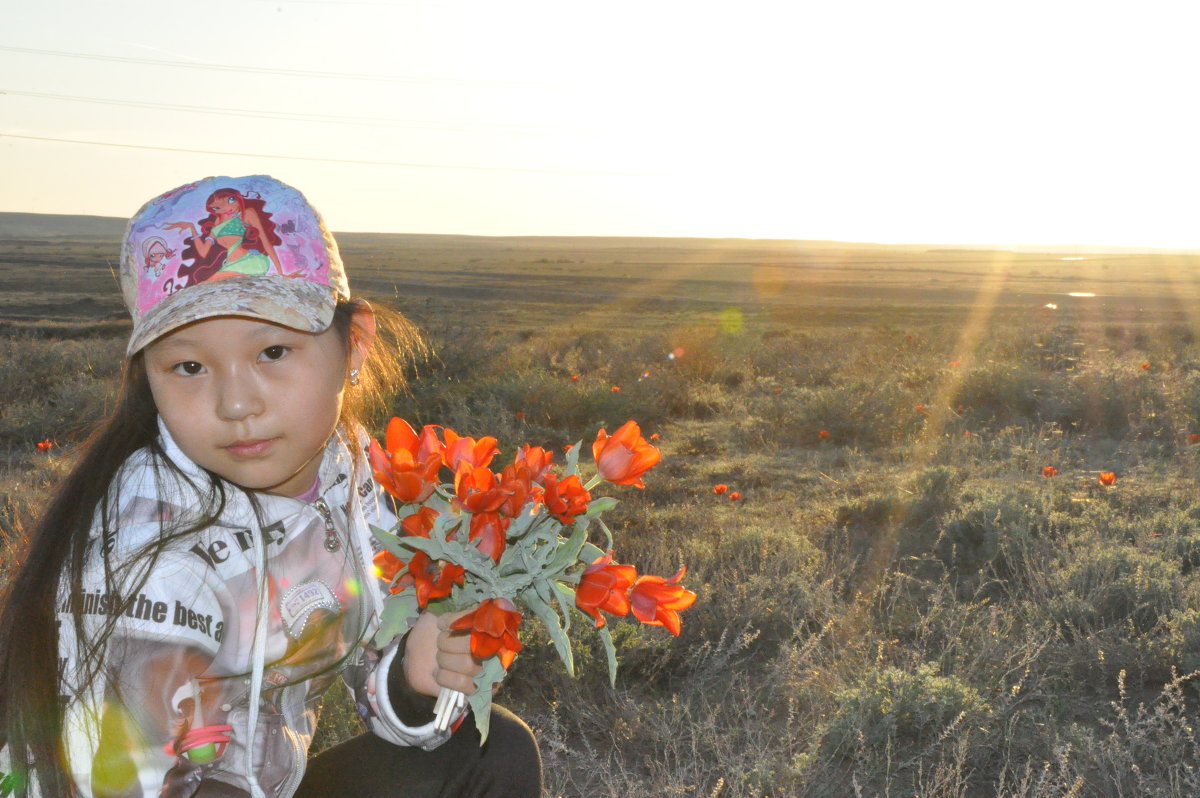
[313, 499, 341, 552]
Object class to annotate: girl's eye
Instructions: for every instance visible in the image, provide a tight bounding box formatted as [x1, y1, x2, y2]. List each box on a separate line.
[173, 361, 204, 376]
[261, 345, 289, 361]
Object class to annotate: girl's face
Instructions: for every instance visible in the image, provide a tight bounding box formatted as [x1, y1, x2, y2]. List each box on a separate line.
[207, 193, 241, 217]
[144, 314, 370, 497]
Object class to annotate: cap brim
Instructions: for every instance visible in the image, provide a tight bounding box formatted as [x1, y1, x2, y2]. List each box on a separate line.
[126, 275, 338, 355]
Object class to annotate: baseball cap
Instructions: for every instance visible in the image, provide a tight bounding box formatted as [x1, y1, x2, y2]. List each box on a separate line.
[120, 175, 350, 355]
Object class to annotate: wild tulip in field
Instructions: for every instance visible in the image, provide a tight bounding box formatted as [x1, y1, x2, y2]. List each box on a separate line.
[1099, 471, 1117, 486]
[1042, 466, 1059, 478]
[369, 417, 693, 742]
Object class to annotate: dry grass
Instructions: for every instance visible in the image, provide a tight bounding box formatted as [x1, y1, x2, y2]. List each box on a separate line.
[5, 232, 1200, 796]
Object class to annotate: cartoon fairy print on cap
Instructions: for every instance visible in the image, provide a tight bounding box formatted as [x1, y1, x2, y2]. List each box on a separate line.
[120, 175, 351, 354]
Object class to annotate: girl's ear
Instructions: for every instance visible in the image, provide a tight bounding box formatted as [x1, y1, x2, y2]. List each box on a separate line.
[348, 301, 377, 374]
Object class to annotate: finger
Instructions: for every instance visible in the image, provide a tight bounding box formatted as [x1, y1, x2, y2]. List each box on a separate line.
[437, 607, 475, 632]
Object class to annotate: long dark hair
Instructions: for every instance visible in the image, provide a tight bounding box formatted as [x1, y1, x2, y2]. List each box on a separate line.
[0, 299, 426, 796]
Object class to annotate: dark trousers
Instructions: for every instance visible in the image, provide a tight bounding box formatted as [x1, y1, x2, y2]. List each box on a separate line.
[295, 705, 542, 798]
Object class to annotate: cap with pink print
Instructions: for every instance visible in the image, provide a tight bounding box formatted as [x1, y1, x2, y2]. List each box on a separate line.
[119, 175, 350, 355]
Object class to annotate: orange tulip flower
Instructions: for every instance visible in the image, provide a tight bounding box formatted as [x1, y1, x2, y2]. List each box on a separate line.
[400, 506, 439, 538]
[1042, 466, 1059, 478]
[35, 439, 54, 452]
[1099, 471, 1117, 486]
[629, 566, 696, 636]
[571, 375, 580, 381]
[372, 549, 406, 583]
[915, 404, 927, 413]
[453, 464, 511, 514]
[368, 432, 441, 505]
[649, 432, 661, 441]
[542, 473, 591, 524]
[512, 444, 554, 483]
[592, 420, 662, 489]
[712, 483, 728, 495]
[1190, 433, 1200, 445]
[818, 429, 830, 440]
[408, 551, 464, 608]
[575, 552, 637, 628]
[442, 428, 500, 472]
[611, 385, 621, 393]
[728, 491, 742, 501]
[451, 597, 524, 668]
[1141, 362, 1151, 371]
[468, 512, 510, 562]
[496, 464, 540, 518]
[514, 411, 526, 421]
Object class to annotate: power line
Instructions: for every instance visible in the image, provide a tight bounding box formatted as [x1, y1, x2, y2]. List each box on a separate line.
[0, 133, 664, 177]
[0, 89, 600, 137]
[0, 44, 556, 89]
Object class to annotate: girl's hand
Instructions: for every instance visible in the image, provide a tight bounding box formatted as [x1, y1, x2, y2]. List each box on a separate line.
[402, 608, 482, 698]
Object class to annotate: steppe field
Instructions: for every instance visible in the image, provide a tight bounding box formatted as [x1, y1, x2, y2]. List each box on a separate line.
[7, 212, 1200, 796]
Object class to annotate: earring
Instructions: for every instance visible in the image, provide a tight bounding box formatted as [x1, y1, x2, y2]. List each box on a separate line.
[349, 368, 360, 386]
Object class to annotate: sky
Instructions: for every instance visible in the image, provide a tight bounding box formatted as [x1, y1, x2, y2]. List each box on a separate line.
[2, 0, 1198, 247]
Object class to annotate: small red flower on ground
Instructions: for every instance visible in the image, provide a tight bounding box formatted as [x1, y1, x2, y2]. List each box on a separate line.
[712, 483, 728, 495]
[1141, 362, 1151, 370]
[916, 404, 927, 413]
[1042, 466, 1059, 478]
[35, 439, 54, 452]
[649, 432, 661, 441]
[1190, 433, 1200, 445]
[571, 375, 580, 381]
[818, 429, 830, 440]
[611, 385, 621, 392]
[728, 491, 742, 501]
[575, 552, 637, 628]
[630, 566, 696, 636]
[514, 411, 526, 421]
[593, 420, 662, 489]
[451, 597, 524, 668]
[1099, 471, 1117, 486]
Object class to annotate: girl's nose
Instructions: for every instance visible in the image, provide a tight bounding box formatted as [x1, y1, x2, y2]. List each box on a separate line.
[215, 373, 265, 421]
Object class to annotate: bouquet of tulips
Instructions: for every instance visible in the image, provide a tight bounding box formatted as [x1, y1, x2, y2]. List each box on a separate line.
[368, 418, 696, 742]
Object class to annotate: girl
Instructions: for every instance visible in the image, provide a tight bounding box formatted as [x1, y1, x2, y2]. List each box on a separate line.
[0, 176, 542, 798]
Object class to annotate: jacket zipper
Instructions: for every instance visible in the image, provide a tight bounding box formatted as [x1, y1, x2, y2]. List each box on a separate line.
[312, 498, 341, 552]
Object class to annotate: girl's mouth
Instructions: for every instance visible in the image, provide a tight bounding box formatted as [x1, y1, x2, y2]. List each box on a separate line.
[225, 438, 276, 458]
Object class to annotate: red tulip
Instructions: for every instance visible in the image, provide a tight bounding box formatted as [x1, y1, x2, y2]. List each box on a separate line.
[728, 491, 742, 501]
[497, 463, 541, 517]
[571, 375, 580, 381]
[372, 549, 406, 583]
[818, 429, 830, 440]
[453, 464, 511, 514]
[409, 551, 464, 608]
[35, 439, 54, 452]
[512, 444, 554, 483]
[468, 512, 509, 561]
[712, 483, 728, 495]
[442, 428, 499, 472]
[611, 385, 621, 392]
[575, 552, 637, 628]
[1190, 433, 1200, 445]
[1099, 471, 1117, 486]
[451, 597, 523, 668]
[592, 420, 661, 489]
[400, 506, 439, 538]
[369, 418, 442, 504]
[1042, 466, 1059, 478]
[649, 432, 661, 441]
[1141, 362, 1151, 371]
[630, 566, 696, 636]
[542, 473, 590, 523]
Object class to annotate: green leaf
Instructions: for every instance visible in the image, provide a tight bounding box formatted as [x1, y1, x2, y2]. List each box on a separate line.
[565, 439, 583, 475]
[579, 542, 606, 564]
[373, 590, 420, 647]
[586, 496, 618, 517]
[596, 622, 619, 687]
[551, 581, 577, 636]
[543, 517, 589, 577]
[469, 657, 508, 744]
[521, 585, 575, 677]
